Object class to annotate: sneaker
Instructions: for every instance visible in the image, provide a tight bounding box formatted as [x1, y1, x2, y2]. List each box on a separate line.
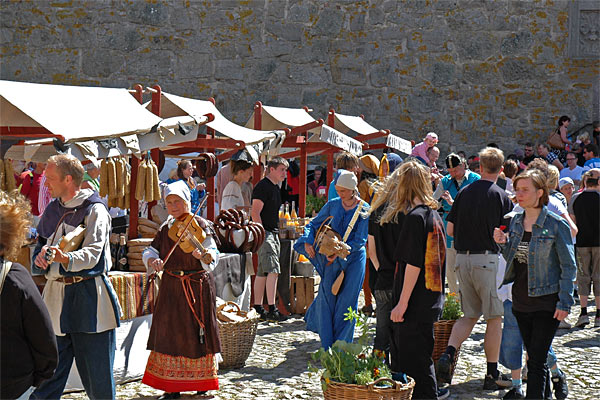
[595, 316, 600, 328]
[437, 386, 450, 399]
[266, 308, 288, 322]
[521, 365, 528, 382]
[435, 353, 453, 384]
[551, 369, 568, 400]
[575, 314, 589, 327]
[483, 373, 512, 390]
[558, 319, 572, 329]
[503, 387, 524, 399]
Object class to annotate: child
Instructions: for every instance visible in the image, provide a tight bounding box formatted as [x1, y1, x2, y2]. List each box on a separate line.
[411, 132, 439, 166]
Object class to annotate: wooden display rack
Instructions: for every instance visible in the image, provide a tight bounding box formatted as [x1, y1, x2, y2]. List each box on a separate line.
[290, 275, 320, 315]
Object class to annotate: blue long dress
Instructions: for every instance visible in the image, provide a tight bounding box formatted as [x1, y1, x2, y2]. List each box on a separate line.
[294, 197, 370, 349]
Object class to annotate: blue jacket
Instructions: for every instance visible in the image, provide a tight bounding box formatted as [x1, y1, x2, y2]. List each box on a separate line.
[500, 206, 576, 312]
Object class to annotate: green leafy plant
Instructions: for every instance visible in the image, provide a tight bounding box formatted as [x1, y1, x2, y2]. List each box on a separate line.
[441, 292, 462, 320]
[306, 194, 327, 216]
[309, 307, 392, 391]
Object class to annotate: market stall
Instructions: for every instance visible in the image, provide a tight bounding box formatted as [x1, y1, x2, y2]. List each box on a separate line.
[0, 80, 214, 390]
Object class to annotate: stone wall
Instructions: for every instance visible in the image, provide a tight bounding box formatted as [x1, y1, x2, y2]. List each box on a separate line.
[1, 0, 599, 156]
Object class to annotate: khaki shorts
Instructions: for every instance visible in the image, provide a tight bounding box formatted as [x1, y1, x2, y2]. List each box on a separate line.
[576, 247, 600, 297]
[456, 252, 503, 320]
[257, 231, 281, 276]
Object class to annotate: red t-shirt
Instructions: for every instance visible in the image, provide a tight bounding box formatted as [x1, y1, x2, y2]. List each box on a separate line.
[20, 170, 43, 215]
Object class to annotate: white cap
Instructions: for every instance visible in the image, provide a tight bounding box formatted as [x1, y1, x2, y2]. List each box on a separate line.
[558, 177, 574, 189]
[165, 180, 191, 210]
[425, 132, 438, 140]
[335, 170, 358, 192]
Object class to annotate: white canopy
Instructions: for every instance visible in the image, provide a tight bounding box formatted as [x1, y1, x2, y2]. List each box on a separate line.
[332, 113, 381, 136]
[331, 111, 411, 154]
[245, 104, 362, 156]
[0, 80, 209, 161]
[158, 92, 278, 146]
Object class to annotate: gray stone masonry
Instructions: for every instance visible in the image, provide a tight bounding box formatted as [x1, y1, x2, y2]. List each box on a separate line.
[1, 0, 599, 156]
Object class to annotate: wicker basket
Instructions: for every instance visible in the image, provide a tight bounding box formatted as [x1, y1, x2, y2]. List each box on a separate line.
[433, 319, 461, 381]
[323, 377, 415, 400]
[217, 302, 260, 369]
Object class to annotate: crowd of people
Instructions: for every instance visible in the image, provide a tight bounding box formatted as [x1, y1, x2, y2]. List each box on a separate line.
[1, 116, 599, 400]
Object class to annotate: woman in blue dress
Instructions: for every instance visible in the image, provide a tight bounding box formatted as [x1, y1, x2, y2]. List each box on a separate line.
[168, 160, 206, 214]
[294, 170, 370, 349]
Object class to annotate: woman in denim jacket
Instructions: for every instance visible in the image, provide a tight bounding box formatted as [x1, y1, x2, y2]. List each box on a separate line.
[494, 170, 576, 399]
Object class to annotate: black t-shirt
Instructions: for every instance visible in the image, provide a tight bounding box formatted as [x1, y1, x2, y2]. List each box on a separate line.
[251, 177, 282, 232]
[392, 205, 446, 322]
[572, 190, 600, 247]
[523, 154, 536, 165]
[369, 204, 405, 291]
[447, 180, 513, 252]
[512, 232, 559, 313]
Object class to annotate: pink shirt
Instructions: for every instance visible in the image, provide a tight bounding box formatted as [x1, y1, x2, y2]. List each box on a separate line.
[411, 141, 431, 164]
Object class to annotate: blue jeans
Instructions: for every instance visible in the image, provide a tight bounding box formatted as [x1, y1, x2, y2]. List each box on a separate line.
[31, 330, 116, 400]
[499, 300, 558, 371]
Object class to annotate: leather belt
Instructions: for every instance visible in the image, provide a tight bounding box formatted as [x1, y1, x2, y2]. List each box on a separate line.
[456, 250, 497, 255]
[56, 276, 98, 285]
[167, 270, 205, 276]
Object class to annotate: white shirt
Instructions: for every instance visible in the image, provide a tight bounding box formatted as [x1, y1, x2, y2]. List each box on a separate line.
[560, 165, 584, 182]
[221, 180, 244, 211]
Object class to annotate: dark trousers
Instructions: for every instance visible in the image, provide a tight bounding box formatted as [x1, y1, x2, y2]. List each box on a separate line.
[373, 289, 393, 363]
[513, 309, 559, 400]
[31, 330, 116, 400]
[390, 320, 438, 399]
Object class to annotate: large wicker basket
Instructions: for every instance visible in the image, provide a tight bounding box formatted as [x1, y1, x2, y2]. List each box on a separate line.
[323, 377, 415, 400]
[433, 319, 461, 382]
[217, 302, 260, 369]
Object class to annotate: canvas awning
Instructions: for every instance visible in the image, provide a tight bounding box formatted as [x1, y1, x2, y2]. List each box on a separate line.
[246, 105, 363, 156]
[157, 92, 278, 146]
[1, 80, 209, 161]
[331, 111, 411, 154]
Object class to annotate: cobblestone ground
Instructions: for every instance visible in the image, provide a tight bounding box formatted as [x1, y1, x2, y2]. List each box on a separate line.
[64, 299, 599, 400]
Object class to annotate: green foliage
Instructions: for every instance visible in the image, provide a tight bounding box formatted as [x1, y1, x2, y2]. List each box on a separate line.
[308, 307, 392, 391]
[441, 292, 463, 320]
[306, 194, 327, 216]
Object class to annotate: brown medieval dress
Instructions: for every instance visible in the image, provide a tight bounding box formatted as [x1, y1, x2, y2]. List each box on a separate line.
[142, 222, 221, 393]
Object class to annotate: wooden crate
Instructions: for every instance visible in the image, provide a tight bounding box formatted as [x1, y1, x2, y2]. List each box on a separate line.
[290, 275, 320, 315]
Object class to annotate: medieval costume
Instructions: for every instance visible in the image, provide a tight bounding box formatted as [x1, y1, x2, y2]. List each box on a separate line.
[294, 171, 370, 349]
[142, 181, 220, 396]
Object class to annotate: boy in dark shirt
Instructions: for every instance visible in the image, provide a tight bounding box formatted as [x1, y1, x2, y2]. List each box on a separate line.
[251, 157, 289, 321]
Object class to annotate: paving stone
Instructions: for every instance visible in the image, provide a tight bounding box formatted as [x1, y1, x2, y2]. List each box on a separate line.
[62, 298, 599, 400]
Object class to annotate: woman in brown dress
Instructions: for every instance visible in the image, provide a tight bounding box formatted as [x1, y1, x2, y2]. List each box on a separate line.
[142, 181, 220, 400]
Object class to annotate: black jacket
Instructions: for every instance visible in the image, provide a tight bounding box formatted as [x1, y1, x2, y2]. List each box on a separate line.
[1, 261, 58, 399]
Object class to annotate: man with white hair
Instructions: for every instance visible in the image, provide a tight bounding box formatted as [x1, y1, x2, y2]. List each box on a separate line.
[31, 154, 121, 400]
[81, 159, 101, 192]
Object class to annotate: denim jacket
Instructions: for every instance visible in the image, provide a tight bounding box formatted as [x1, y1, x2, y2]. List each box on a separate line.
[500, 206, 576, 312]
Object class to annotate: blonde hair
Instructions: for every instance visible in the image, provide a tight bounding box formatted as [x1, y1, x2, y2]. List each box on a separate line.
[513, 170, 549, 208]
[48, 154, 84, 187]
[479, 147, 504, 174]
[0, 190, 33, 261]
[375, 160, 438, 224]
[369, 169, 402, 224]
[547, 165, 560, 190]
[577, 132, 590, 142]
